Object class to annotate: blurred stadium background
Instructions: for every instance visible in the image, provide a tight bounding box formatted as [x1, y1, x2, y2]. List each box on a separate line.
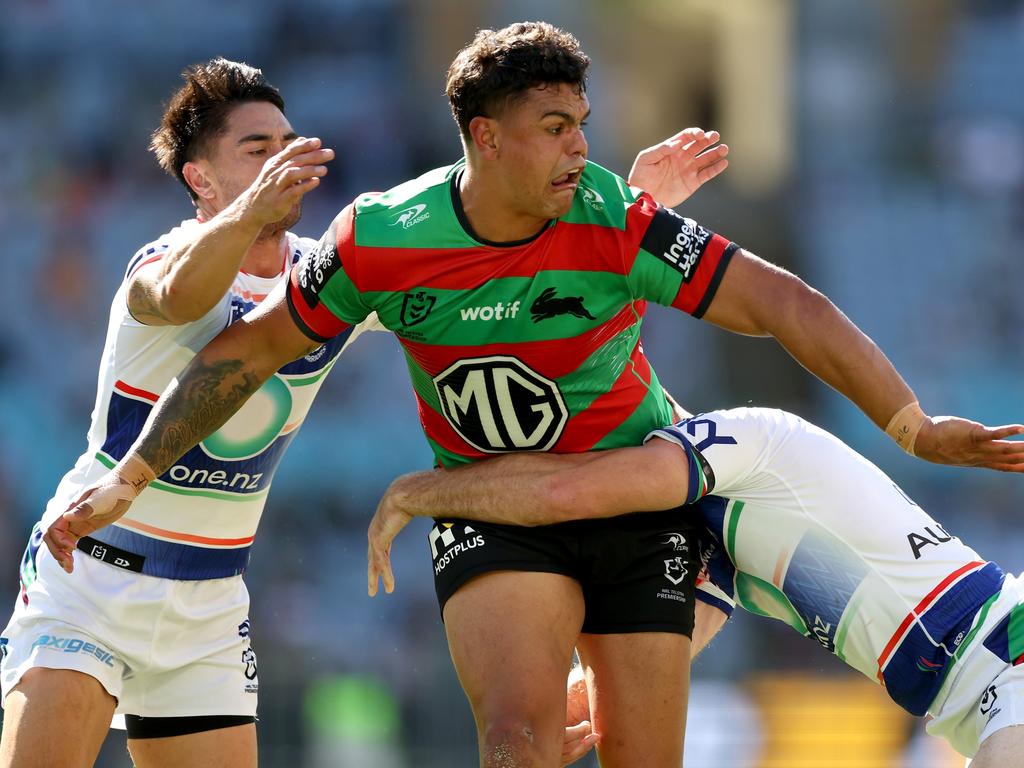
[1, 0, 1022, 765]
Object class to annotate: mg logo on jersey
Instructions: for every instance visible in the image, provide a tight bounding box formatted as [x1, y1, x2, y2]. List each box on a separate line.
[579, 185, 605, 211]
[433, 356, 568, 453]
[390, 203, 430, 229]
[400, 291, 436, 327]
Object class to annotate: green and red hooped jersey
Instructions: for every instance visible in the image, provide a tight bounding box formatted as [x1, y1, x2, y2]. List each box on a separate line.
[286, 159, 738, 467]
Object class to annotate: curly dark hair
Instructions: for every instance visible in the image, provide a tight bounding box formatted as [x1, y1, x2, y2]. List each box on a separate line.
[446, 21, 590, 140]
[150, 58, 284, 201]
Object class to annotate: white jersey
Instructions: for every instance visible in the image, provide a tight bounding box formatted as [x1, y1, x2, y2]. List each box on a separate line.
[647, 408, 1007, 718]
[41, 219, 382, 580]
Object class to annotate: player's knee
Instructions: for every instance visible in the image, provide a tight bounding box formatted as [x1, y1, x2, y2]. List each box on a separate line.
[480, 715, 546, 767]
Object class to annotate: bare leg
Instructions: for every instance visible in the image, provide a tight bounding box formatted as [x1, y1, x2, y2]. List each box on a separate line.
[971, 725, 1024, 768]
[444, 571, 585, 768]
[128, 723, 257, 768]
[0, 668, 116, 768]
[576, 632, 691, 768]
[691, 601, 729, 660]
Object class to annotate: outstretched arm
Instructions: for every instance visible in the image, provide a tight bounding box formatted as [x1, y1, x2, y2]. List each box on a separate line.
[44, 282, 322, 571]
[367, 440, 689, 595]
[701, 251, 1024, 470]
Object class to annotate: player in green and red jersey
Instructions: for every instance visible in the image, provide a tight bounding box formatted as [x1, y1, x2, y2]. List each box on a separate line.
[44, 21, 1024, 768]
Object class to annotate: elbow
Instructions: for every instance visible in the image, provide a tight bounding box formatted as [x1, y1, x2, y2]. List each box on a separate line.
[156, 284, 216, 325]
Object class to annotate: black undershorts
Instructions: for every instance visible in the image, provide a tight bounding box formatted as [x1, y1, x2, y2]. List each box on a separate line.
[429, 509, 699, 636]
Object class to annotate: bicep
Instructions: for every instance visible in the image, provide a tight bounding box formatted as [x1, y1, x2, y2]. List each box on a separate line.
[700, 248, 818, 336]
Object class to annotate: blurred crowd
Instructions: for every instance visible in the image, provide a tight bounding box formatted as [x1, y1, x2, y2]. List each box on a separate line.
[1, 0, 1022, 765]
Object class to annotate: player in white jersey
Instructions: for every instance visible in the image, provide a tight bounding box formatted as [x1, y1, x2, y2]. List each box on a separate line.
[366, 407, 1024, 765]
[0, 58, 362, 768]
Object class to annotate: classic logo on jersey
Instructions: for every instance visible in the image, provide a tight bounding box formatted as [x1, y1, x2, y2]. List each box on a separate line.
[401, 291, 436, 327]
[433, 356, 568, 453]
[641, 207, 713, 282]
[390, 203, 430, 229]
[579, 185, 605, 211]
[530, 288, 596, 323]
[460, 301, 521, 322]
[296, 241, 342, 309]
[664, 533, 687, 551]
[0, 637, 8, 661]
[429, 522, 486, 575]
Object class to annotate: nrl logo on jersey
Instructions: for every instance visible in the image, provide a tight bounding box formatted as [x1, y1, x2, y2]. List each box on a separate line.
[664, 557, 689, 586]
[578, 184, 604, 211]
[400, 290, 436, 327]
[390, 203, 430, 230]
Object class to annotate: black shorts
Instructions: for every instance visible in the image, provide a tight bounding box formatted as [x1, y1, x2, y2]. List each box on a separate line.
[429, 510, 699, 636]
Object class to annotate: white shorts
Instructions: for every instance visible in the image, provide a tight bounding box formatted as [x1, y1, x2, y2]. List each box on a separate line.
[1, 532, 258, 722]
[928, 572, 1024, 757]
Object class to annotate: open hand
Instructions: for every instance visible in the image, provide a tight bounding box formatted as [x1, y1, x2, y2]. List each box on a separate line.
[243, 137, 334, 227]
[562, 720, 600, 766]
[628, 127, 729, 208]
[915, 417, 1024, 472]
[367, 492, 413, 597]
[44, 474, 140, 573]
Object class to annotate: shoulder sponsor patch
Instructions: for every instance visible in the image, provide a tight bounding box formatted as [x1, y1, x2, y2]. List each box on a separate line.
[295, 231, 343, 310]
[640, 207, 714, 282]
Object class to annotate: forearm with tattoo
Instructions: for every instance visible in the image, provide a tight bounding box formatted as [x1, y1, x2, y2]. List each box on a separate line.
[134, 356, 266, 475]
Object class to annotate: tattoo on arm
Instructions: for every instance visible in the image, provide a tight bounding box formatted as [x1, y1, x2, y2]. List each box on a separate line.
[135, 358, 264, 474]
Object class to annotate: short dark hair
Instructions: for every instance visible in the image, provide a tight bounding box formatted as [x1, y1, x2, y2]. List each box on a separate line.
[150, 58, 285, 200]
[446, 21, 590, 140]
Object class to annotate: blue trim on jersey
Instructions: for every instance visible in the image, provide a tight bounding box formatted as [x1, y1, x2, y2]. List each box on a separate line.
[883, 561, 1005, 715]
[695, 588, 735, 618]
[88, 525, 251, 580]
[693, 496, 736, 602]
[277, 326, 352, 376]
[124, 244, 166, 280]
[983, 610, 1013, 663]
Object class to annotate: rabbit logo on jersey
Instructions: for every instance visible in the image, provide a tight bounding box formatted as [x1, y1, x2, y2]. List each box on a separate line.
[429, 522, 485, 575]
